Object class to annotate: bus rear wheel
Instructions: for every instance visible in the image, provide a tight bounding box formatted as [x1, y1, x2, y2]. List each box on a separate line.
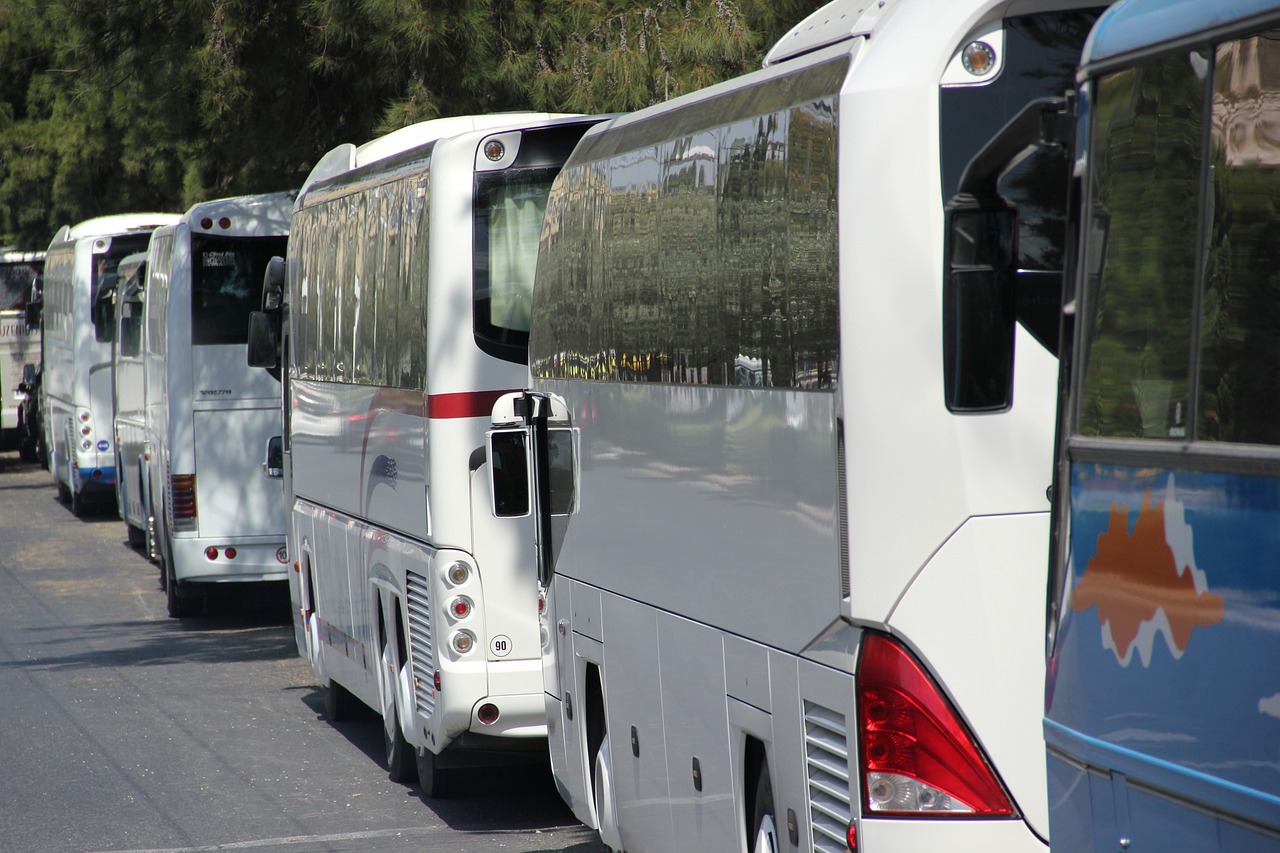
[164, 551, 199, 618]
[415, 746, 450, 799]
[380, 641, 415, 783]
[749, 763, 779, 853]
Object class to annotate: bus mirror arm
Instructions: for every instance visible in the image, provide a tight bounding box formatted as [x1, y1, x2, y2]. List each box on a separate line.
[528, 393, 556, 588]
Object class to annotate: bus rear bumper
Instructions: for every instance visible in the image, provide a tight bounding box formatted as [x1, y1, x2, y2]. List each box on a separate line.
[170, 537, 290, 583]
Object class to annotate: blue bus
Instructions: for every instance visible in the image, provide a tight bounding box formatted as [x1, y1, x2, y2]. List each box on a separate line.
[1045, 1, 1280, 850]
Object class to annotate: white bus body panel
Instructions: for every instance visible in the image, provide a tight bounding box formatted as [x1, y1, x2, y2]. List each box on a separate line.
[44, 214, 179, 506]
[113, 311, 147, 533]
[145, 194, 292, 586]
[288, 115, 602, 760]
[0, 311, 38, 432]
[528, 0, 1096, 848]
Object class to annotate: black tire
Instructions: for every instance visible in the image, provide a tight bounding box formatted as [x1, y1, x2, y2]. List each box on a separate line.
[70, 485, 88, 517]
[749, 763, 779, 853]
[324, 679, 359, 722]
[382, 642, 416, 783]
[415, 746, 449, 799]
[164, 551, 199, 618]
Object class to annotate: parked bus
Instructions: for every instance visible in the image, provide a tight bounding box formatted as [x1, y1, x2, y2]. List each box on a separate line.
[41, 214, 179, 515]
[492, 0, 1108, 850]
[0, 249, 44, 455]
[260, 113, 605, 793]
[143, 193, 293, 618]
[107, 252, 149, 548]
[1045, 1, 1280, 849]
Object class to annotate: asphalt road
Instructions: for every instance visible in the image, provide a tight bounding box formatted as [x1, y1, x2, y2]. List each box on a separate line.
[0, 448, 606, 853]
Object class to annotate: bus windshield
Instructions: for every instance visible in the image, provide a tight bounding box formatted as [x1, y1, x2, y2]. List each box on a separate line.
[192, 234, 288, 346]
[473, 167, 558, 358]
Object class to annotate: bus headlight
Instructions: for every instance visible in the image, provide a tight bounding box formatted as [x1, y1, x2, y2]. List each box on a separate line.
[451, 630, 476, 655]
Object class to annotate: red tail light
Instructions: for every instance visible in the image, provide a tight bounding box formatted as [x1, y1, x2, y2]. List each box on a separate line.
[857, 632, 1014, 817]
[171, 474, 197, 531]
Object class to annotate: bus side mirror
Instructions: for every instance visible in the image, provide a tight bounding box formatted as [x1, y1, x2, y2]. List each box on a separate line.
[942, 199, 1017, 413]
[487, 428, 531, 517]
[18, 363, 35, 396]
[262, 435, 283, 479]
[246, 311, 279, 369]
[262, 256, 285, 311]
[24, 277, 41, 330]
[92, 291, 115, 343]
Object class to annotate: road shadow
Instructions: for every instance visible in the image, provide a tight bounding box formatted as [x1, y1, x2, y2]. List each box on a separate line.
[297, 686, 588, 836]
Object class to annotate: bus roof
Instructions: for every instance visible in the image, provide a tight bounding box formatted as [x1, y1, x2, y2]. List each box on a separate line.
[50, 213, 181, 249]
[179, 191, 296, 237]
[1082, 0, 1280, 72]
[298, 112, 577, 198]
[763, 0, 891, 66]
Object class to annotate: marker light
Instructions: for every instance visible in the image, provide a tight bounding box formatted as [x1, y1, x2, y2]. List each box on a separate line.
[447, 561, 470, 585]
[81, 425, 92, 437]
[205, 547, 219, 560]
[450, 597, 472, 619]
[200, 217, 213, 229]
[225, 547, 237, 559]
[79, 411, 91, 422]
[857, 632, 1014, 817]
[484, 140, 506, 162]
[80, 439, 92, 451]
[218, 217, 231, 229]
[960, 41, 996, 76]
[477, 703, 500, 725]
[451, 631, 475, 655]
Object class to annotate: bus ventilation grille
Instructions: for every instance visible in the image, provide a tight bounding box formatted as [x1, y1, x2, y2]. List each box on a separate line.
[804, 700, 852, 853]
[406, 571, 435, 718]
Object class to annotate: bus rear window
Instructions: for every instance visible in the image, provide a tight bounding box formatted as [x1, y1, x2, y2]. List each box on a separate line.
[192, 234, 287, 346]
[0, 259, 41, 310]
[473, 167, 557, 364]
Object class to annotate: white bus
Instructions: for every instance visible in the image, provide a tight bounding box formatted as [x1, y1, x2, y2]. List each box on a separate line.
[0, 249, 43, 453]
[269, 113, 604, 793]
[143, 192, 293, 618]
[496, 0, 1108, 850]
[107, 251, 149, 548]
[42, 214, 179, 515]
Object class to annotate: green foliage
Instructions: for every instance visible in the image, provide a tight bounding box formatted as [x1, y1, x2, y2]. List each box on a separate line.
[0, 0, 831, 247]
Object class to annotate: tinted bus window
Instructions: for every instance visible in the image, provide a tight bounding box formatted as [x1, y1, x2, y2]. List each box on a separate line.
[1076, 54, 1207, 439]
[192, 234, 288, 346]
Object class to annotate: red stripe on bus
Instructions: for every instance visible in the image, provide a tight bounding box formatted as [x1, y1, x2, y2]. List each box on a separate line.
[428, 389, 518, 419]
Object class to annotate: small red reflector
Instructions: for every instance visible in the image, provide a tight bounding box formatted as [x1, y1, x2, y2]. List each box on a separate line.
[225, 548, 237, 559]
[477, 703, 499, 725]
[434, 670, 441, 691]
[205, 547, 218, 560]
[200, 217, 213, 229]
[218, 217, 231, 229]
[847, 823, 857, 851]
[451, 598, 470, 618]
